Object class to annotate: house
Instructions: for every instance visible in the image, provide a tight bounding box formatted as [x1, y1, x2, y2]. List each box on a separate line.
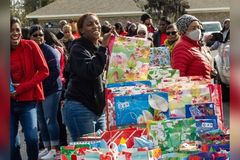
[26, 0, 145, 26]
[26, 0, 230, 27]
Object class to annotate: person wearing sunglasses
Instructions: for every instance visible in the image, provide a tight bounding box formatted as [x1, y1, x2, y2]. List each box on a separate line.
[10, 17, 49, 160]
[171, 14, 214, 80]
[29, 24, 62, 159]
[163, 23, 180, 54]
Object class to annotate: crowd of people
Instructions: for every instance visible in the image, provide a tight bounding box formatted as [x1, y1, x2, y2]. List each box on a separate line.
[10, 13, 230, 160]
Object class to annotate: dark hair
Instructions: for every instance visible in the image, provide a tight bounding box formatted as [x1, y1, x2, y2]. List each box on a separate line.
[126, 23, 137, 37]
[114, 22, 124, 34]
[159, 16, 171, 25]
[125, 21, 132, 32]
[11, 17, 21, 27]
[166, 23, 177, 30]
[101, 24, 111, 34]
[21, 27, 30, 39]
[141, 13, 152, 22]
[77, 13, 97, 36]
[69, 19, 77, 23]
[29, 24, 43, 36]
[221, 19, 230, 32]
[44, 29, 64, 47]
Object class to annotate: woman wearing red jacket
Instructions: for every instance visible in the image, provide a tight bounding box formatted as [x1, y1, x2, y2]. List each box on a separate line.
[171, 14, 214, 80]
[10, 17, 49, 160]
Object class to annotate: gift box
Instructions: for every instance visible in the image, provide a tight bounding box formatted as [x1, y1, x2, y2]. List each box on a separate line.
[160, 83, 211, 118]
[149, 47, 171, 67]
[195, 116, 218, 133]
[106, 80, 152, 88]
[147, 119, 197, 153]
[121, 147, 161, 160]
[208, 84, 224, 130]
[199, 130, 230, 145]
[185, 103, 215, 118]
[114, 92, 169, 126]
[147, 66, 180, 87]
[60, 145, 79, 160]
[107, 36, 151, 84]
[160, 152, 190, 159]
[99, 127, 147, 148]
[106, 85, 152, 130]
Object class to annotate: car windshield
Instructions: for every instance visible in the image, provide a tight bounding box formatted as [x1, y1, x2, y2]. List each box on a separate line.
[203, 23, 222, 32]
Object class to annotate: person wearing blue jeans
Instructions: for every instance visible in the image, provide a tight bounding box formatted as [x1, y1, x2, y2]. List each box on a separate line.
[63, 100, 106, 141]
[11, 101, 39, 160]
[29, 24, 62, 159]
[37, 91, 61, 148]
[63, 13, 114, 141]
[10, 17, 49, 160]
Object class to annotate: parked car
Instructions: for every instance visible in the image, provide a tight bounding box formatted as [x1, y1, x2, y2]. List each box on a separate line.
[202, 21, 222, 46]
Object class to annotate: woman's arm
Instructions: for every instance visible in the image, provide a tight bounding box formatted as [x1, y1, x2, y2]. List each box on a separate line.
[15, 41, 49, 95]
[70, 45, 107, 80]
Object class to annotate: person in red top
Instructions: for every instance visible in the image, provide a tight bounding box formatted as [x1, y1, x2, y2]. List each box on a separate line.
[140, 13, 155, 37]
[10, 17, 49, 160]
[153, 16, 171, 47]
[69, 19, 80, 39]
[114, 22, 127, 36]
[171, 14, 214, 80]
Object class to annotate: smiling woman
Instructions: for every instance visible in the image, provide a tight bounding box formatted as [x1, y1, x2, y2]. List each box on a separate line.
[63, 13, 114, 141]
[10, 17, 49, 160]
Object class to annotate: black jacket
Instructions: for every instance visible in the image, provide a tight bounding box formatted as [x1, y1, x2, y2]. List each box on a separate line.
[65, 37, 107, 116]
[153, 31, 163, 47]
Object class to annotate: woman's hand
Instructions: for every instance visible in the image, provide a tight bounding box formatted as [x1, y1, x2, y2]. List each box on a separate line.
[10, 92, 17, 99]
[11, 83, 19, 99]
[101, 27, 118, 48]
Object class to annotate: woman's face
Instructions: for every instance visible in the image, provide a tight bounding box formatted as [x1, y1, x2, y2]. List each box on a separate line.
[11, 22, 22, 48]
[80, 15, 101, 43]
[30, 29, 44, 45]
[63, 28, 72, 39]
[166, 27, 179, 42]
[136, 30, 147, 38]
[158, 20, 168, 33]
[224, 20, 230, 30]
[186, 21, 201, 33]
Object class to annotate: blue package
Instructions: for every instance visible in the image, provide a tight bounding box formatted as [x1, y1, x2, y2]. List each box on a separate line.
[195, 116, 218, 133]
[185, 103, 215, 118]
[106, 80, 152, 88]
[10, 78, 16, 93]
[114, 92, 169, 126]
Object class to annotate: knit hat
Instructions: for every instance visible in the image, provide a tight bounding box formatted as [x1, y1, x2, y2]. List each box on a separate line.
[59, 20, 68, 27]
[141, 13, 152, 22]
[29, 24, 43, 36]
[176, 14, 200, 34]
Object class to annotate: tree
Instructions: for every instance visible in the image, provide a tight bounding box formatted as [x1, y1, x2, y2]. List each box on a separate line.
[10, 0, 55, 26]
[134, 0, 190, 22]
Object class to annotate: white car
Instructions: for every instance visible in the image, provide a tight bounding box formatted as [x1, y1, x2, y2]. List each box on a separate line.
[202, 21, 222, 36]
[202, 21, 222, 47]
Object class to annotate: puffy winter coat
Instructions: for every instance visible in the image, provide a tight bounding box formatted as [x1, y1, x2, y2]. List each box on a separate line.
[171, 35, 213, 80]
